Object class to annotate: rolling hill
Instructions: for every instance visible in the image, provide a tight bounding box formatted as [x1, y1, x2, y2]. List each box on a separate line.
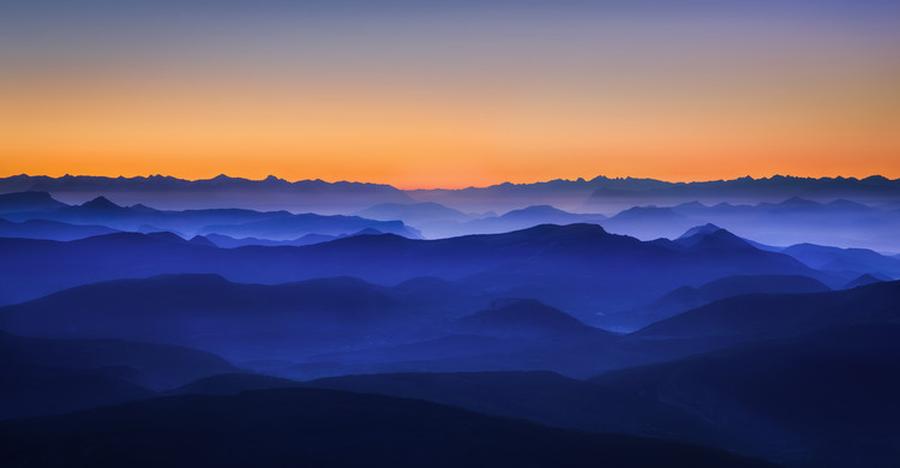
[635, 280, 900, 346]
[0, 224, 821, 326]
[594, 324, 900, 467]
[600, 274, 830, 331]
[0, 387, 774, 468]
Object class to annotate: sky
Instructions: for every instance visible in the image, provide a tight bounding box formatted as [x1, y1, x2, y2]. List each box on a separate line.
[1, 0, 899, 189]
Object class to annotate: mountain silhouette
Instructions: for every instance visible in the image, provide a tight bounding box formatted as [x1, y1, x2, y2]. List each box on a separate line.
[198, 213, 421, 240]
[170, 373, 301, 396]
[636, 280, 900, 346]
[843, 272, 889, 289]
[585, 175, 900, 205]
[0, 224, 821, 324]
[455, 205, 608, 236]
[234, 280, 899, 380]
[602, 206, 696, 239]
[79, 195, 127, 212]
[677, 222, 722, 239]
[0, 330, 239, 419]
[0, 274, 418, 360]
[405, 174, 900, 216]
[205, 232, 338, 248]
[0, 174, 412, 211]
[187, 234, 216, 247]
[781, 243, 900, 278]
[0, 363, 153, 421]
[306, 371, 720, 444]
[357, 201, 471, 223]
[8, 173, 899, 211]
[0, 330, 235, 390]
[0, 191, 66, 214]
[601, 274, 830, 331]
[0, 218, 119, 241]
[674, 225, 756, 250]
[0, 387, 775, 468]
[593, 196, 900, 251]
[594, 324, 900, 467]
[0, 191, 420, 240]
[454, 299, 601, 339]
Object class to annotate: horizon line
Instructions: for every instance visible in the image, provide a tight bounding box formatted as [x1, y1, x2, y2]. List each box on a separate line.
[2, 172, 896, 192]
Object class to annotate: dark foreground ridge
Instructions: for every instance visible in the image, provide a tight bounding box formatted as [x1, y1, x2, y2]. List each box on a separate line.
[0, 388, 775, 468]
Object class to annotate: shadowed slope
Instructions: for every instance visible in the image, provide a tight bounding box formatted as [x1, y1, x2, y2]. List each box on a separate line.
[635, 280, 900, 344]
[594, 324, 900, 468]
[0, 331, 235, 390]
[454, 298, 601, 339]
[0, 331, 238, 419]
[306, 371, 721, 444]
[0, 224, 818, 326]
[0, 274, 411, 360]
[0, 191, 66, 214]
[0, 388, 775, 468]
[601, 274, 830, 330]
[0, 218, 119, 241]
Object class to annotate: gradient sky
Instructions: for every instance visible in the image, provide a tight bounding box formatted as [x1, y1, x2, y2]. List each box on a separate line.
[1, 1, 899, 188]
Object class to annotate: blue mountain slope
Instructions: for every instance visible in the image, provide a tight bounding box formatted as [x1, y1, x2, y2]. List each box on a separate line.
[0, 274, 415, 360]
[781, 243, 900, 278]
[635, 280, 900, 344]
[0, 387, 775, 468]
[0, 224, 820, 324]
[0, 218, 119, 240]
[600, 274, 830, 331]
[594, 324, 900, 468]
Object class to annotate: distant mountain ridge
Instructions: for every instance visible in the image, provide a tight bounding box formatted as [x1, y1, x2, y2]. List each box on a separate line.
[409, 174, 900, 212]
[0, 191, 67, 214]
[601, 197, 900, 251]
[5, 174, 898, 212]
[0, 174, 411, 211]
[4, 175, 898, 248]
[0, 192, 420, 239]
[0, 218, 119, 241]
[0, 174, 406, 195]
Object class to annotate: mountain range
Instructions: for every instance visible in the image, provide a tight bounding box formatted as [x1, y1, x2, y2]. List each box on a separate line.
[0, 224, 822, 322]
[4, 173, 899, 212]
[0, 192, 420, 239]
[0, 174, 411, 212]
[0, 274, 463, 361]
[597, 198, 900, 251]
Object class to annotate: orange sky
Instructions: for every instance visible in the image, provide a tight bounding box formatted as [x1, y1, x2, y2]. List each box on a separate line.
[2, 9, 898, 189]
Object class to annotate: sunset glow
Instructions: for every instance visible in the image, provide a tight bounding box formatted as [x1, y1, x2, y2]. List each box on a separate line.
[2, 1, 899, 188]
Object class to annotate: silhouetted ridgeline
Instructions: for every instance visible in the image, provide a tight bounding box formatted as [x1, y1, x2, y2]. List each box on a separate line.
[0, 191, 420, 239]
[3, 173, 899, 211]
[0, 387, 775, 468]
[0, 174, 411, 211]
[0, 224, 820, 320]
